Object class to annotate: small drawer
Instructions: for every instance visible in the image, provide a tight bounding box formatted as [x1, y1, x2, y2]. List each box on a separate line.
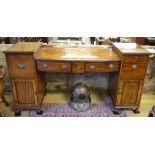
[123, 55, 148, 63]
[72, 62, 85, 73]
[86, 62, 120, 72]
[121, 61, 147, 78]
[121, 55, 148, 79]
[7, 55, 35, 77]
[85, 63, 100, 72]
[103, 62, 120, 72]
[36, 61, 71, 73]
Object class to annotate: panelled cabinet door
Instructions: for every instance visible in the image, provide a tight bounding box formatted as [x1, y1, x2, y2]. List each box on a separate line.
[116, 80, 144, 107]
[11, 78, 38, 107]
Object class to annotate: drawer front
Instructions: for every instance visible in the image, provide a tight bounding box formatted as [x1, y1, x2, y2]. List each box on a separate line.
[85, 63, 100, 72]
[121, 59, 148, 79]
[72, 62, 85, 73]
[7, 55, 35, 77]
[123, 55, 148, 63]
[37, 61, 71, 73]
[103, 62, 120, 72]
[85, 62, 120, 72]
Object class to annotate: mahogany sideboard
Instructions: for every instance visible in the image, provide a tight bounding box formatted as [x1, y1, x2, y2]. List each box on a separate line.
[4, 42, 149, 116]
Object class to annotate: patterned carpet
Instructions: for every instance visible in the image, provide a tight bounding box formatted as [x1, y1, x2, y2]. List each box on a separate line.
[29, 102, 127, 117]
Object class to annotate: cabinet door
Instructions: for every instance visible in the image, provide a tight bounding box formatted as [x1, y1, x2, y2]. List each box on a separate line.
[11, 78, 38, 107]
[116, 80, 144, 107]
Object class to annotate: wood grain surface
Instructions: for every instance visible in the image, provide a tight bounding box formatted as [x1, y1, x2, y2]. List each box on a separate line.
[34, 47, 121, 62]
[5, 42, 43, 53]
[113, 43, 149, 55]
[6, 54, 35, 77]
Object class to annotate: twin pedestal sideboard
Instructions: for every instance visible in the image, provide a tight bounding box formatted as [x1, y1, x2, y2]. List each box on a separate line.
[4, 42, 149, 116]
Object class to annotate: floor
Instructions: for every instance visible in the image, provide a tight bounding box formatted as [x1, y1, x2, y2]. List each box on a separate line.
[0, 92, 155, 117]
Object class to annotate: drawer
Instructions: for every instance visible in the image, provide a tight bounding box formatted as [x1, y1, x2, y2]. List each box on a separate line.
[85, 63, 100, 72]
[7, 55, 35, 77]
[85, 62, 120, 72]
[123, 55, 148, 63]
[36, 61, 71, 73]
[121, 61, 147, 78]
[103, 62, 120, 72]
[72, 62, 85, 73]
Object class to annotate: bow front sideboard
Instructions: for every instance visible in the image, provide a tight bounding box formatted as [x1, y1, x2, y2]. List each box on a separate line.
[4, 42, 149, 116]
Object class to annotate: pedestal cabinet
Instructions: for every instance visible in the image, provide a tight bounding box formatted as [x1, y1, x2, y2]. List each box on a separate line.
[109, 43, 149, 113]
[4, 42, 45, 116]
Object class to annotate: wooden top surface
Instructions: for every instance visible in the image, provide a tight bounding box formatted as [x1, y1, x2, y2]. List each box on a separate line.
[113, 43, 149, 55]
[5, 42, 43, 53]
[34, 47, 121, 62]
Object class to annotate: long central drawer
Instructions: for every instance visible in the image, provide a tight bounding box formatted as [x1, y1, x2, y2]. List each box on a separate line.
[36, 61, 121, 73]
